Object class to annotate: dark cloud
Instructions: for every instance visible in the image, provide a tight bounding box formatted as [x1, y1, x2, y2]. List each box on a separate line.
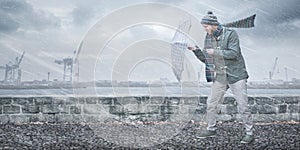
[0, 13, 19, 33]
[258, 0, 300, 22]
[246, 0, 300, 38]
[0, 0, 31, 14]
[0, 0, 61, 33]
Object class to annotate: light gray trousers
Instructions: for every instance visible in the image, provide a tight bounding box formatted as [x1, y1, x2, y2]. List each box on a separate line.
[206, 79, 253, 135]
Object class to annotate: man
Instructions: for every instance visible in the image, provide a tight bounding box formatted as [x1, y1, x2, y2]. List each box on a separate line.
[188, 11, 254, 144]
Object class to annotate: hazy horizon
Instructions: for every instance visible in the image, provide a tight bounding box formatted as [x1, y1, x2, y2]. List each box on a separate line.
[1, 0, 300, 82]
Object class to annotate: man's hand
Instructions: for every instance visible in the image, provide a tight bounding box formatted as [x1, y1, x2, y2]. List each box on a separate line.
[187, 46, 196, 51]
[206, 48, 214, 55]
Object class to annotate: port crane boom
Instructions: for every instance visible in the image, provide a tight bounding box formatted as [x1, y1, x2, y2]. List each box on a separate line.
[269, 57, 278, 80]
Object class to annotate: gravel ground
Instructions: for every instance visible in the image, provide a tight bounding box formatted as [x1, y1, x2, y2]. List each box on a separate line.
[0, 121, 299, 149]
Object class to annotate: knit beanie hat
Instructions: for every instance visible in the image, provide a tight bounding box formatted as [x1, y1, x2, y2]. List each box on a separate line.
[201, 11, 219, 25]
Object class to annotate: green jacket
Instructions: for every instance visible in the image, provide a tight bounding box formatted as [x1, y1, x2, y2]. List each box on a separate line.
[193, 27, 249, 84]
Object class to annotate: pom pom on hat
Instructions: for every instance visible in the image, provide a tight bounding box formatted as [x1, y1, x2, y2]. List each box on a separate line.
[201, 11, 219, 25]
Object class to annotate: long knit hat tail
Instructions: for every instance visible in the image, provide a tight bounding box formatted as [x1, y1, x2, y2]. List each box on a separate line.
[223, 14, 256, 28]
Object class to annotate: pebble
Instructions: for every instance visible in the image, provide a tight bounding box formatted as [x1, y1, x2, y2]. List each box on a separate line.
[0, 122, 299, 149]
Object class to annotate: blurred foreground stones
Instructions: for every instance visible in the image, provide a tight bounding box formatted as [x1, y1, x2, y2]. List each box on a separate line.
[0, 121, 299, 149]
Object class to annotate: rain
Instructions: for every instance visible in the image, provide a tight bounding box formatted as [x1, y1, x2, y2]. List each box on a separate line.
[0, 0, 299, 149]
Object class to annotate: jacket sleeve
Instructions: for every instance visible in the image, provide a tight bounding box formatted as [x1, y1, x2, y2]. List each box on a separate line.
[214, 30, 240, 60]
[192, 46, 206, 63]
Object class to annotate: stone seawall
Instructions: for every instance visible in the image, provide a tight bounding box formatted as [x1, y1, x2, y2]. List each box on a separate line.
[0, 96, 299, 123]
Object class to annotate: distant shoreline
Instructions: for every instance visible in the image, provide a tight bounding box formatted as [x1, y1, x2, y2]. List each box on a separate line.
[0, 83, 300, 90]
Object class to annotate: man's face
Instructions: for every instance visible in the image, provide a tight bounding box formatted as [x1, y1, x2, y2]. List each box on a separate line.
[202, 24, 216, 35]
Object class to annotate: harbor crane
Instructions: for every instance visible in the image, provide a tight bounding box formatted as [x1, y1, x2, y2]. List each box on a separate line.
[54, 41, 83, 82]
[0, 51, 25, 84]
[54, 53, 75, 82]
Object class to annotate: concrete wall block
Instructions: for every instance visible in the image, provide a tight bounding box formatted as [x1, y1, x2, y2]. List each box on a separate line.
[109, 105, 124, 114]
[255, 97, 274, 105]
[123, 104, 140, 115]
[22, 104, 40, 114]
[83, 104, 108, 114]
[42, 97, 53, 104]
[223, 97, 236, 105]
[27, 114, 40, 122]
[113, 97, 121, 105]
[168, 114, 194, 122]
[249, 105, 258, 114]
[253, 114, 278, 122]
[127, 96, 150, 105]
[78, 97, 85, 104]
[290, 113, 300, 121]
[161, 106, 179, 114]
[56, 114, 84, 123]
[272, 97, 285, 104]
[41, 114, 56, 123]
[0, 115, 9, 124]
[42, 104, 60, 114]
[0, 97, 12, 105]
[54, 114, 64, 123]
[177, 105, 192, 114]
[288, 105, 299, 113]
[52, 97, 66, 105]
[199, 97, 207, 104]
[98, 97, 113, 105]
[248, 97, 255, 105]
[188, 107, 195, 114]
[165, 97, 180, 105]
[3, 105, 20, 114]
[70, 106, 81, 114]
[226, 105, 238, 114]
[144, 104, 168, 114]
[146, 105, 160, 114]
[141, 96, 150, 103]
[58, 105, 69, 114]
[120, 97, 140, 105]
[257, 104, 277, 114]
[13, 97, 33, 105]
[34, 97, 53, 105]
[274, 114, 293, 121]
[284, 97, 299, 104]
[9, 115, 29, 123]
[181, 97, 198, 105]
[195, 105, 207, 114]
[161, 114, 171, 121]
[138, 104, 149, 114]
[149, 97, 164, 104]
[86, 97, 97, 104]
[82, 115, 102, 123]
[27, 114, 56, 123]
[66, 97, 78, 105]
[34, 97, 43, 105]
[141, 114, 161, 122]
[217, 114, 234, 122]
[278, 105, 287, 113]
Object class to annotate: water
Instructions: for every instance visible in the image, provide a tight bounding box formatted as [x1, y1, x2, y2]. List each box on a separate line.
[0, 86, 299, 97]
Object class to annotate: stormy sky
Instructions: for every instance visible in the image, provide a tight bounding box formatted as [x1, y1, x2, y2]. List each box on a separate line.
[0, 0, 300, 82]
